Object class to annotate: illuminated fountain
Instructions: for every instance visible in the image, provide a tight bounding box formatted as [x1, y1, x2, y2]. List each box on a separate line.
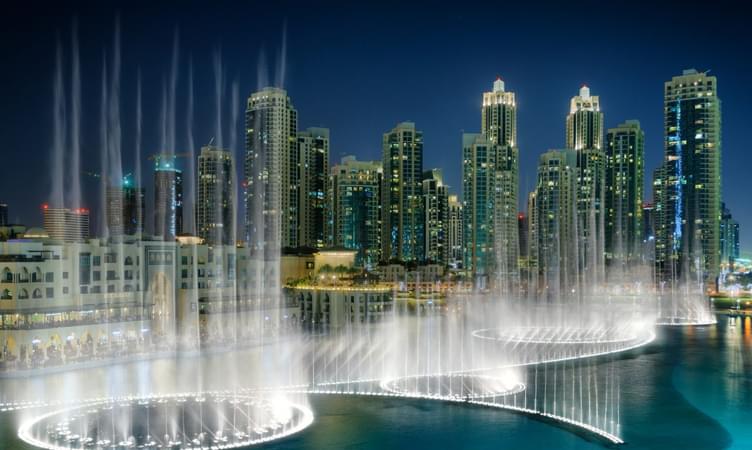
[17, 392, 313, 450]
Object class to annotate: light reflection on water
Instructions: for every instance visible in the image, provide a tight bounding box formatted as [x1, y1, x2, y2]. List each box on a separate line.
[1, 314, 751, 449]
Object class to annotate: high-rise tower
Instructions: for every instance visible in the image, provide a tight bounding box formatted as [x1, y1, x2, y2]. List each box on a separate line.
[197, 145, 235, 245]
[422, 169, 449, 265]
[106, 174, 145, 237]
[153, 155, 183, 240]
[481, 77, 519, 288]
[656, 69, 721, 283]
[381, 122, 424, 262]
[329, 156, 382, 268]
[462, 133, 495, 281]
[447, 195, 463, 269]
[297, 127, 329, 249]
[532, 149, 578, 298]
[244, 87, 298, 253]
[605, 120, 645, 269]
[566, 85, 606, 286]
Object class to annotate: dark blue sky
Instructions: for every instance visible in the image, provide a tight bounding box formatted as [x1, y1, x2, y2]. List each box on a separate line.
[0, 1, 748, 248]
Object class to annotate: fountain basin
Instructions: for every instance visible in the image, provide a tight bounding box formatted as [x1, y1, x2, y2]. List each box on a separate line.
[18, 392, 313, 450]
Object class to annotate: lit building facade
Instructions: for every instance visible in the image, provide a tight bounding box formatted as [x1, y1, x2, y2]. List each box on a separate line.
[244, 87, 299, 253]
[566, 85, 605, 286]
[153, 155, 183, 240]
[605, 120, 645, 267]
[422, 169, 449, 265]
[43, 206, 90, 242]
[462, 133, 495, 281]
[106, 174, 145, 237]
[481, 77, 519, 287]
[0, 203, 7, 226]
[532, 149, 578, 298]
[655, 69, 722, 284]
[197, 146, 235, 246]
[0, 235, 281, 371]
[720, 202, 739, 271]
[328, 156, 382, 268]
[297, 127, 329, 249]
[381, 122, 424, 263]
[447, 195, 463, 268]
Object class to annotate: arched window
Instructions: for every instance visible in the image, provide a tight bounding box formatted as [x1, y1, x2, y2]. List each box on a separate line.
[1, 289, 12, 300]
[1, 267, 11, 283]
[18, 288, 29, 299]
[124, 256, 134, 266]
[32, 288, 42, 299]
[18, 267, 29, 282]
[32, 267, 42, 282]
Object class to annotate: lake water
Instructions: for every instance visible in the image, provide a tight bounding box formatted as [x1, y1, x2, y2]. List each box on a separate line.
[1, 314, 750, 449]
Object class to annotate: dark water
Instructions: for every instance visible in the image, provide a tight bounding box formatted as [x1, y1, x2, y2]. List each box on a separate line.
[2, 315, 750, 449]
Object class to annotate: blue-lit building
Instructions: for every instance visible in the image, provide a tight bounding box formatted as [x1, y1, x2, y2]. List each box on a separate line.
[655, 69, 722, 283]
[153, 155, 183, 240]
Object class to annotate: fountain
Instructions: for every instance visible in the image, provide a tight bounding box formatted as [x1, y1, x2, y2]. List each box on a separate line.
[1, 18, 713, 450]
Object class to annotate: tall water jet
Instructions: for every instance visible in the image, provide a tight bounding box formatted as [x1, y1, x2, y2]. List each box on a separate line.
[213, 48, 224, 149]
[69, 20, 82, 210]
[50, 37, 67, 209]
[275, 21, 287, 88]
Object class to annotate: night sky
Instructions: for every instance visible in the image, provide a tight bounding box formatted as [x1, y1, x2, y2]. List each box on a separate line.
[0, 1, 748, 248]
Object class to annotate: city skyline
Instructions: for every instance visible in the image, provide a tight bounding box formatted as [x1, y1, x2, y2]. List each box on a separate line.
[1, 1, 749, 251]
[1, 4, 751, 449]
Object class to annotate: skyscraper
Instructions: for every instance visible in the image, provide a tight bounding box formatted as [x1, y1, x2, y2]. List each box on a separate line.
[526, 191, 538, 279]
[481, 77, 519, 287]
[197, 145, 235, 245]
[245, 87, 298, 253]
[381, 122, 424, 263]
[329, 156, 382, 268]
[532, 150, 578, 298]
[153, 154, 183, 240]
[605, 120, 645, 268]
[462, 133, 495, 280]
[652, 165, 669, 278]
[106, 174, 145, 237]
[656, 69, 722, 283]
[566, 85, 605, 285]
[297, 127, 329, 249]
[720, 202, 739, 272]
[43, 205, 90, 242]
[447, 195, 463, 269]
[422, 169, 449, 265]
[0, 203, 7, 226]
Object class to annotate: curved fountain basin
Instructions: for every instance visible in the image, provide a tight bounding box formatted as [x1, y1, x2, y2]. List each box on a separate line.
[379, 373, 525, 400]
[471, 325, 641, 345]
[17, 392, 313, 450]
